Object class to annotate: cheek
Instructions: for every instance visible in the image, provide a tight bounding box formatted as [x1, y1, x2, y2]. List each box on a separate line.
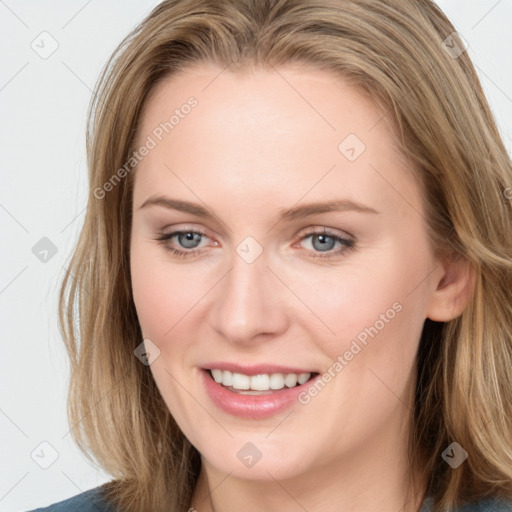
[293, 254, 426, 360]
[130, 246, 202, 423]
[130, 244, 203, 340]
[290, 265, 426, 452]
[289, 242, 431, 425]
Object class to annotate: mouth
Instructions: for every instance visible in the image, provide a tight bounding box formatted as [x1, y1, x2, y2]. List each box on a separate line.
[206, 368, 320, 395]
[199, 362, 322, 418]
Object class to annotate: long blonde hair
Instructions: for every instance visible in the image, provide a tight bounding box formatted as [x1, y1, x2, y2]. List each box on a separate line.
[58, 1, 512, 510]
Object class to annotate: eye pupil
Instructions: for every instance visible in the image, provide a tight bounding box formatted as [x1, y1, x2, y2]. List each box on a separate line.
[312, 234, 335, 252]
[178, 232, 202, 249]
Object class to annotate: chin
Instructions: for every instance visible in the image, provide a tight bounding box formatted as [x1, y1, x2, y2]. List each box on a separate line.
[197, 437, 315, 482]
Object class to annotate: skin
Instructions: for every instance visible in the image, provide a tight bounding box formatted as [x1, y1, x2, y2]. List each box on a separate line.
[129, 63, 474, 512]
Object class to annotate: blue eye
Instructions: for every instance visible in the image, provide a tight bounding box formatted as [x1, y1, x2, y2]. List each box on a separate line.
[174, 231, 203, 249]
[155, 228, 355, 259]
[299, 230, 355, 259]
[156, 230, 206, 257]
[313, 233, 336, 251]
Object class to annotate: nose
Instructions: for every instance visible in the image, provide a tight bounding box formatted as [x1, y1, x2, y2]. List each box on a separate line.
[209, 246, 289, 345]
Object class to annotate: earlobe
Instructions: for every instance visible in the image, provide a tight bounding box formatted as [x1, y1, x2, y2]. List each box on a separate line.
[426, 255, 476, 322]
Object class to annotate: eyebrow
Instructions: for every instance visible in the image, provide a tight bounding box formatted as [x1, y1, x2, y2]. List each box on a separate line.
[138, 195, 379, 222]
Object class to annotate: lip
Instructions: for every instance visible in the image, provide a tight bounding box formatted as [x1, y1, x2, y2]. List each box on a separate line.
[200, 368, 320, 420]
[201, 362, 318, 376]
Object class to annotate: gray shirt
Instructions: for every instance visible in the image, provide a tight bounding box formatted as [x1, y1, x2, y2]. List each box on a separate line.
[27, 485, 512, 511]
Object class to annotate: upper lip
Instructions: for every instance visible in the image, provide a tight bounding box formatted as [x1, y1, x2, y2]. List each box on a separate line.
[201, 362, 318, 376]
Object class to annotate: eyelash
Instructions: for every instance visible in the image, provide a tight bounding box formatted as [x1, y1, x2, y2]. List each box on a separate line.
[155, 228, 355, 260]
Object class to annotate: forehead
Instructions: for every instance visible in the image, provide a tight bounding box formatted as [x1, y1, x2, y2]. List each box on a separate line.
[138, 62, 396, 150]
[132, 63, 421, 219]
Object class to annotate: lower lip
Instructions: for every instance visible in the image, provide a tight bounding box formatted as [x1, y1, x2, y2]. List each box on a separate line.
[200, 369, 319, 419]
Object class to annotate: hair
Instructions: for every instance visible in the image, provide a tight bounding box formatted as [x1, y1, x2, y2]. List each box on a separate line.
[58, 0, 512, 510]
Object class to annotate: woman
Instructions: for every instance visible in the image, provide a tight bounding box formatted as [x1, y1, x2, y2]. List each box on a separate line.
[29, 0, 512, 511]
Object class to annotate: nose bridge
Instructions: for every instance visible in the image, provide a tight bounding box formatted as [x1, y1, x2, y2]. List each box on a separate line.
[211, 241, 286, 342]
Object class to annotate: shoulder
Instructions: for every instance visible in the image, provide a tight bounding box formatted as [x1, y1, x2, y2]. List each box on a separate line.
[25, 485, 117, 512]
[457, 498, 512, 511]
[421, 495, 512, 511]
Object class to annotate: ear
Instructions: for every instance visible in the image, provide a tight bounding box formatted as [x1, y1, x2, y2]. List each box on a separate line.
[426, 252, 476, 322]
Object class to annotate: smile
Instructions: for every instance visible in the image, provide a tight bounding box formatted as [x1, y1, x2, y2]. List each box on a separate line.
[201, 366, 321, 419]
[209, 369, 316, 393]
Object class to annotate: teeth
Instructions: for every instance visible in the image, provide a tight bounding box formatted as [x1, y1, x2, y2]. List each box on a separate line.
[209, 370, 312, 391]
[232, 373, 250, 390]
[250, 374, 270, 391]
[211, 369, 223, 383]
[222, 370, 233, 386]
[284, 374, 298, 387]
[269, 373, 285, 389]
[297, 373, 310, 385]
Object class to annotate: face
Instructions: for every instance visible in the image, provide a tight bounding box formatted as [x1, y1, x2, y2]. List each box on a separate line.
[129, 63, 442, 482]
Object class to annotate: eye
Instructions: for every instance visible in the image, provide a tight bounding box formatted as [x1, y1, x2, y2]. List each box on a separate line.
[298, 229, 355, 259]
[172, 231, 203, 249]
[155, 227, 356, 260]
[155, 230, 209, 257]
